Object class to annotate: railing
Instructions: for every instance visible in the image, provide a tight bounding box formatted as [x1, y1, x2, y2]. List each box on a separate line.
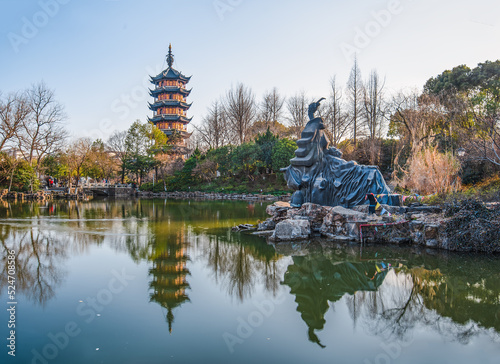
[152, 99, 187, 105]
[80, 183, 133, 188]
[153, 86, 188, 92]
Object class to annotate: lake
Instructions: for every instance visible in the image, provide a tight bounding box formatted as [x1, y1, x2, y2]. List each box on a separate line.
[1, 199, 499, 364]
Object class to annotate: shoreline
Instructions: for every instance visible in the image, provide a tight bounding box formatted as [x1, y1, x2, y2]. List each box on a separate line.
[250, 201, 500, 254]
[135, 190, 291, 201]
[0, 189, 292, 203]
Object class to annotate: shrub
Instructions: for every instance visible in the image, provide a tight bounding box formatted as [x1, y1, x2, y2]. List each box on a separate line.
[395, 146, 461, 195]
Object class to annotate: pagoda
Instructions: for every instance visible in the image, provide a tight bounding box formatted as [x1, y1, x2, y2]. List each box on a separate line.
[148, 44, 192, 146]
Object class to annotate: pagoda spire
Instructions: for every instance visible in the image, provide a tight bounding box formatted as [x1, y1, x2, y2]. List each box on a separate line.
[166, 43, 174, 68]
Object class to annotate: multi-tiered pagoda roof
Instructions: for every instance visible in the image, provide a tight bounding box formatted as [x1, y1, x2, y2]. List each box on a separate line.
[148, 44, 192, 141]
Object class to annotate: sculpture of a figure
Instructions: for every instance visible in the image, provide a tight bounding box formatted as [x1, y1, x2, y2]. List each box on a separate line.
[282, 98, 400, 208]
[308, 97, 325, 120]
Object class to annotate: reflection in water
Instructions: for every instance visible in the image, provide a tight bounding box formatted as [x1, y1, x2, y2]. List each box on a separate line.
[282, 252, 388, 347]
[276, 242, 500, 347]
[1, 199, 499, 353]
[204, 231, 284, 302]
[0, 216, 99, 306]
[0, 226, 65, 306]
[149, 231, 190, 333]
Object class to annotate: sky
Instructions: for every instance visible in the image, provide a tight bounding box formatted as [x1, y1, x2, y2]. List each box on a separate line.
[1, 0, 499, 141]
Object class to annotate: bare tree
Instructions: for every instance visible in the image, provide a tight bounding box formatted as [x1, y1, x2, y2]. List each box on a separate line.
[65, 137, 93, 187]
[223, 83, 257, 144]
[323, 76, 350, 146]
[287, 91, 309, 139]
[107, 130, 128, 183]
[16, 82, 67, 168]
[363, 70, 386, 139]
[389, 90, 445, 166]
[0, 92, 30, 152]
[363, 70, 386, 164]
[89, 139, 116, 182]
[260, 87, 285, 127]
[464, 110, 500, 166]
[195, 100, 229, 149]
[347, 56, 364, 145]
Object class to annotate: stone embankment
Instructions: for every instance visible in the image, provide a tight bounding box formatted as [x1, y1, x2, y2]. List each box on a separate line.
[0, 188, 291, 202]
[255, 201, 500, 253]
[0, 188, 91, 201]
[1, 189, 53, 201]
[137, 190, 291, 202]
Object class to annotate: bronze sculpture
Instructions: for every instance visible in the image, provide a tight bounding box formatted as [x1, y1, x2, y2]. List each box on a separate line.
[282, 98, 400, 208]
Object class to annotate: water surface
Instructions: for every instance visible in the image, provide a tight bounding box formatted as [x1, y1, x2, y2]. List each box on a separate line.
[0, 200, 499, 364]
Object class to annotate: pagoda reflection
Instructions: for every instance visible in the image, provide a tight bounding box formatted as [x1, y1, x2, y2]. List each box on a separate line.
[149, 229, 190, 333]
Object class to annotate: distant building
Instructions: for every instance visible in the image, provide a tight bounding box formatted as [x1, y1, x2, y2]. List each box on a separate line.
[148, 44, 192, 148]
[2, 148, 23, 160]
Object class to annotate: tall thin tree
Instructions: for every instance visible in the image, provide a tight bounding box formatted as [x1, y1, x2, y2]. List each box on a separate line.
[324, 76, 350, 146]
[286, 91, 309, 139]
[224, 83, 257, 145]
[363, 70, 386, 164]
[260, 87, 285, 126]
[346, 56, 364, 145]
[196, 100, 229, 149]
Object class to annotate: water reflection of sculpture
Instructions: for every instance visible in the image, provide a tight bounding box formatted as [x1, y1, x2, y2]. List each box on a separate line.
[278, 245, 500, 347]
[282, 253, 388, 347]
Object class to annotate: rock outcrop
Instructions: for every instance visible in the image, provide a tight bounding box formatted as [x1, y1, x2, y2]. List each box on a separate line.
[271, 219, 311, 241]
[260, 200, 500, 253]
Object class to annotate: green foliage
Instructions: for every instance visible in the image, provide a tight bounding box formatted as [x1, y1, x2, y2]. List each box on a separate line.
[230, 142, 262, 177]
[124, 155, 158, 180]
[161, 154, 200, 191]
[271, 138, 296, 172]
[124, 120, 167, 184]
[139, 132, 296, 194]
[206, 146, 232, 176]
[13, 160, 39, 191]
[254, 127, 278, 170]
[424, 64, 473, 94]
[0, 153, 39, 191]
[139, 180, 168, 193]
[41, 154, 67, 179]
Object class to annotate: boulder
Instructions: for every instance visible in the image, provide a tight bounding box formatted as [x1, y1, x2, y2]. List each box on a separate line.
[266, 201, 291, 215]
[320, 206, 374, 239]
[271, 219, 311, 241]
[231, 224, 256, 232]
[258, 218, 276, 231]
[330, 205, 368, 220]
[286, 203, 331, 232]
[424, 224, 440, 240]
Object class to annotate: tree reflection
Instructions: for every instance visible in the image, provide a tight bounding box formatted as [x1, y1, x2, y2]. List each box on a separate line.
[203, 230, 284, 302]
[0, 222, 93, 306]
[277, 244, 500, 347]
[0, 200, 123, 306]
[358, 264, 500, 344]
